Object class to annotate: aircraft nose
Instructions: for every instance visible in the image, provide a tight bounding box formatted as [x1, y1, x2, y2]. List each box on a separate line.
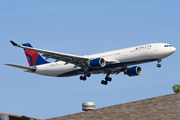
[168, 47, 176, 55]
[172, 47, 176, 53]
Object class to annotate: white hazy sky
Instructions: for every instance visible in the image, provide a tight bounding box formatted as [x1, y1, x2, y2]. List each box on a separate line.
[1, 0, 180, 119]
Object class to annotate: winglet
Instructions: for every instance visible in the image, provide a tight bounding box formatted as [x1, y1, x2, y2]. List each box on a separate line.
[10, 40, 18, 46]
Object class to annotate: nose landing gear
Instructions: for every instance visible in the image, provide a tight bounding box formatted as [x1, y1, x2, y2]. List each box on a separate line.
[157, 59, 162, 68]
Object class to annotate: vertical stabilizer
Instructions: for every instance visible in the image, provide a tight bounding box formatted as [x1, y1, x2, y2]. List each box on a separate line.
[22, 43, 49, 67]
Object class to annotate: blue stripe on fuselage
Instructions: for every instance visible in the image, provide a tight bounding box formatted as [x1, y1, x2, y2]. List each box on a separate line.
[57, 58, 158, 77]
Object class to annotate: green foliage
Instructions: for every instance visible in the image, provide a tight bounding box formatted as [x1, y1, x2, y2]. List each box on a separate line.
[173, 84, 180, 93]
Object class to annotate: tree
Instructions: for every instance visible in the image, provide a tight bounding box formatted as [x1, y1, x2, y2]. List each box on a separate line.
[173, 84, 180, 93]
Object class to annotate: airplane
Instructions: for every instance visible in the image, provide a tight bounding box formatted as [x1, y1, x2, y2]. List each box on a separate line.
[5, 41, 176, 85]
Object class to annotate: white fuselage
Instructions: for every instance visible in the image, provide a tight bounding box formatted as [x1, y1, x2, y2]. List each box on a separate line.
[34, 43, 176, 77]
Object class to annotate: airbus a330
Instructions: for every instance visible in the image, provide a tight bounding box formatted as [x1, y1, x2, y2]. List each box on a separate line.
[5, 41, 176, 85]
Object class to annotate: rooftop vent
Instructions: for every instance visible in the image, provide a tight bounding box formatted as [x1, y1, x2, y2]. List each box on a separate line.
[82, 102, 96, 111]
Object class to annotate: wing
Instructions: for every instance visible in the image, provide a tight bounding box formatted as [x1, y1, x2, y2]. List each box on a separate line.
[10, 41, 89, 68]
[10, 41, 121, 70]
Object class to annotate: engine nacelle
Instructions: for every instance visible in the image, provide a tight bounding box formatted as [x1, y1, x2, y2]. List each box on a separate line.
[124, 66, 142, 76]
[88, 58, 106, 68]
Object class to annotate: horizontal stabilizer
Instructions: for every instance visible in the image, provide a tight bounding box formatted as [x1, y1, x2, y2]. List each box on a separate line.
[5, 64, 36, 72]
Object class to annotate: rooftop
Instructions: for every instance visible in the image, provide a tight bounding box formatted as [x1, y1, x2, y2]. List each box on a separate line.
[47, 93, 180, 120]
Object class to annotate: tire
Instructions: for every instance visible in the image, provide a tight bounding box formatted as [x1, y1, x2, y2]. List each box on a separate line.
[108, 77, 112, 82]
[101, 80, 105, 85]
[105, 77, 112, 82]
[104, 81, 108, 85]
[80, 76, 84, 80]
[86, 73, 91, 77]
[82, 76, 86, 81]
[157, 64, 161, 68]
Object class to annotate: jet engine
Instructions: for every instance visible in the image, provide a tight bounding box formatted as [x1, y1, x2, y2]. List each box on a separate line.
[124, 66, 142, 76]
[88, 58, 106, 68]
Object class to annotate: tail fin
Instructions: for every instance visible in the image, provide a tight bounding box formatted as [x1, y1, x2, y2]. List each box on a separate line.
[22, 43, 49, 67]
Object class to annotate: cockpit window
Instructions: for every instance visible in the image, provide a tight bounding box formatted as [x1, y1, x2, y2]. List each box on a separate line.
[164, 45, 172, 47]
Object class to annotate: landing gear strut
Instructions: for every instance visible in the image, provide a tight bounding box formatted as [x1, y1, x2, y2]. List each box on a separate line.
[80, 72, 91, 81]
[101, 73, 112, 85]
[157, 59, 162, 68]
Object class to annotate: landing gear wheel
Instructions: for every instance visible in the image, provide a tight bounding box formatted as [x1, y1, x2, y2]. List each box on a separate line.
[101, 80, 108, 85]
[82, 76, 86, 81]
[105, 77, 112, 82]
[80, 76, 86, 81]
[80, 76, 84, 80]
[104, 81, 108, 85]
[80, 72, 90, 81]
[108, 77, 112, 82]
[86, 73, 91, 77]
[157, 59, 162, 68]
[101, 80, 104, 85]
[157, 64, 161, 68]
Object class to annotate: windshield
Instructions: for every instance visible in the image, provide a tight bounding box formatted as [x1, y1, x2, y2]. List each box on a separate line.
[164, 45, 172, 47]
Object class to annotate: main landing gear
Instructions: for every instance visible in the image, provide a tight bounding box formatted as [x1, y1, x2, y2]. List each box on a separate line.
[101, 74, 112, 85]
[157, 59, 162, 68]
[80, 72, 112, 85]
[80, 73, 91, 81]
